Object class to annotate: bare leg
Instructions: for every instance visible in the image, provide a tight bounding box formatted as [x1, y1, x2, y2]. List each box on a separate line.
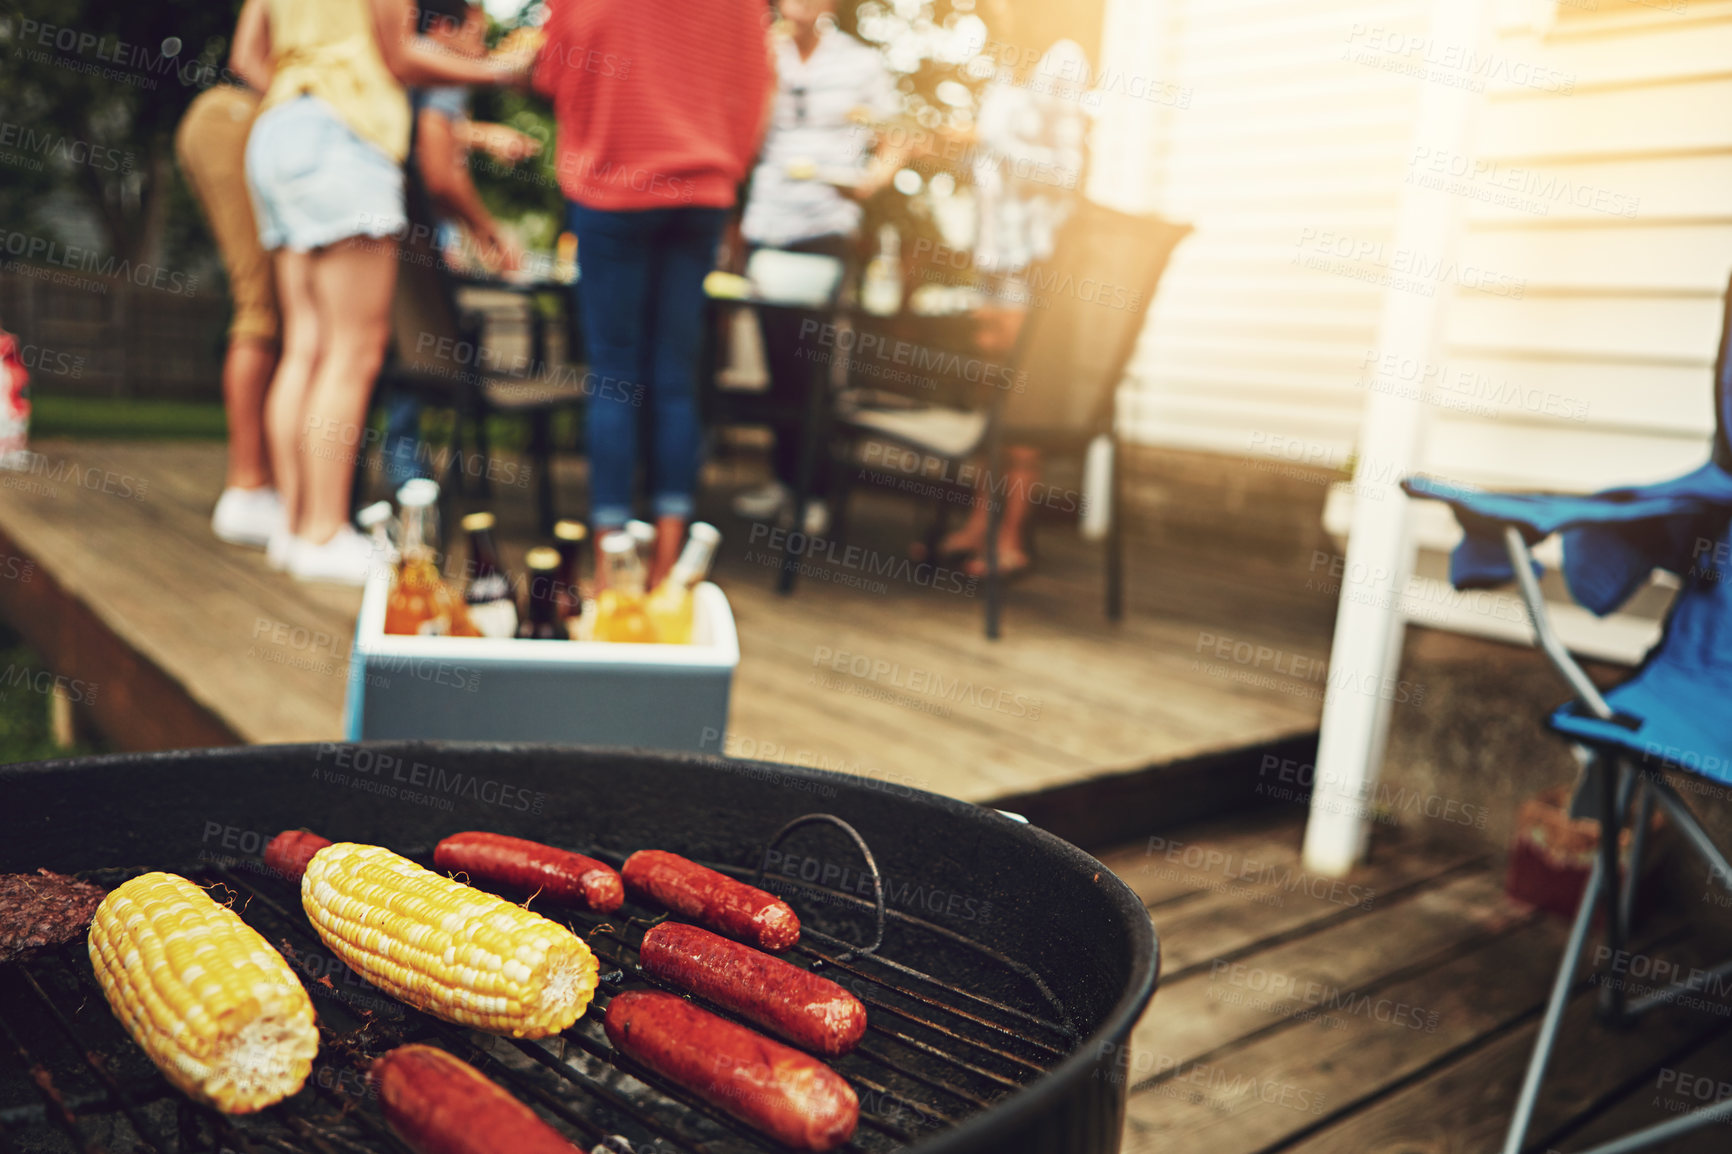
[223, 336, 278, 490]
[265, 250, 320, 535]
[964, 445, 1038, 577]
[936, 477, 992, 559]
[930, 304, 1028, 561]
[298, 237, 398, 545]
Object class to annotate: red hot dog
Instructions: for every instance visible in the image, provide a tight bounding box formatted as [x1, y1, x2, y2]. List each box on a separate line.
[640, 923, 866, 1056]
[604, 990, 857, 1151]
[263, 830, 332, 883]
[434, 832, 624, 913]
[372, 1044, 580, 1154]
[622, 851, 799, 951]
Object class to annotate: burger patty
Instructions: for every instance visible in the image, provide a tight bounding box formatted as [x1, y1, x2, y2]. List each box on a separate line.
[0, 869, 107, 963]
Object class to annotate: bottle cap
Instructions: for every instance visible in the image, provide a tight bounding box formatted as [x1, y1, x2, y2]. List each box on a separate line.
[554, 519, 588, 542]
[600, 531, 637, 557]
[397, 478, 440, 507]
[525, 547, 560, 571]
[687, 522, 721, 546]
[461, 511, 496, 532]
[624, 520, 656, 546]
[357, 501, 394, 529]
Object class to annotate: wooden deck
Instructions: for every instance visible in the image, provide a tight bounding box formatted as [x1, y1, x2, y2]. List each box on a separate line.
[6, 435, 1720, 1147]
[1098, 809, 1732, 1153]
[0, 437, 1332, 806]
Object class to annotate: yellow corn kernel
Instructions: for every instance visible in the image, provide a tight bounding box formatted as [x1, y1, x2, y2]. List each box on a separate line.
[301, 842, 597, 1037]
[88, 872, 318, 1113]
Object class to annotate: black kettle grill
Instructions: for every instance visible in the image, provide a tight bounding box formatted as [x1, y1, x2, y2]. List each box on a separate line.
[0, 742, 1158, 1154]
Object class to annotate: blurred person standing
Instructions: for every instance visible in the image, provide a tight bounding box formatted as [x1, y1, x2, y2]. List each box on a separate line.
[732, 0, 904, 536]
[970, 0, 1089, 299]
[382, 0, 532, 492]
[927, 0, 1089, 579]
[533, 0, 773, 586]
[246, 0, 529, 584]
[175, 0, 281, 548]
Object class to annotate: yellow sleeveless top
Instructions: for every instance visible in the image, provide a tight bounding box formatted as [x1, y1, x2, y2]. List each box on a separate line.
[261, 0, 410, 162]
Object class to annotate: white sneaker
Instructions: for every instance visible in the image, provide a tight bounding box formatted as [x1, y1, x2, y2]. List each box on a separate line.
[290, 525, 385, 586]
[212, 486, 283, 548]
[732, 481, 791, 521]
[266, 527, 298, 571]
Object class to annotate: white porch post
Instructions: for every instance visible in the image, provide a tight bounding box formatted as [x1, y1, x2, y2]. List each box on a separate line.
[1087, 0, 1169, 214]
[1300, 0, 1495, 876]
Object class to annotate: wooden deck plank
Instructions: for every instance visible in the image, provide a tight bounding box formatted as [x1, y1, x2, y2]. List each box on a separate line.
[1098, 807, 1732, 1152]
[0, 441, 358, 743]
[1121, 917, 1570, 1154]
[1096, 810, 1475, 918]
[1150, 839, 1489, 977]
[1558, 1030, 1732, 1153]
[718, 563, 1323, 793]
[1278, 924, 1732, 1154]
[1125, 872, 1532, 1083]
[1095, 810, 1320, 908]
[723, 616, 1095, 798]
[0, 439, 1329, 804]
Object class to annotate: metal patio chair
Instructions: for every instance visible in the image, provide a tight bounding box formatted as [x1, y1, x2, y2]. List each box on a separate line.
[365, 163, 585, 533]
[831, 202, 1190, 638]
[1401, 271, 1732, 1153]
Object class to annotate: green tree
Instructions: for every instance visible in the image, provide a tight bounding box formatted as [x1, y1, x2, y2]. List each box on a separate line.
[0, 0, 239, 264]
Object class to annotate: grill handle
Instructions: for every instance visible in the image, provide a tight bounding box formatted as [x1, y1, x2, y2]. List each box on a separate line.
[754, 813, 886, 960]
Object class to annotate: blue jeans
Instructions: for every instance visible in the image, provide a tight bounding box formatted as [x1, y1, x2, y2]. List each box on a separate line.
[382, 390, 429, 491]
[567, 201, 726, 529]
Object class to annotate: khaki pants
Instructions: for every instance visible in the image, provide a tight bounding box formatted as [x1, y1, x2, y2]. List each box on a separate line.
[175, 85, 279, 344]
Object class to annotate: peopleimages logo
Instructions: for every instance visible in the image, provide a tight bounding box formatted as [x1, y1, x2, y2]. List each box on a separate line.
[0, 664, 97, 704]
[797, 317, 1027, 393]
[0, 122, 133, 173]
[312, 745, 545, 814]
[810, 645, 1043, 720]
[745, 524, 977, 596]
[0, 229, 196, 295]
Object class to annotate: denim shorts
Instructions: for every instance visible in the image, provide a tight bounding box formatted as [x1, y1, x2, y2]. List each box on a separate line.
[245, 95, 406, 252]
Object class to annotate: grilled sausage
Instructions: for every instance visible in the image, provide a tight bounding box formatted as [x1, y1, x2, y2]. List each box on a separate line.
[263, 830, 332, 883]
[434, 832, 624, 913]
[640, 923, 866, 1056]
[622, 851, 799, 951]
[373, 1045, 580, 1154]
[604, 990, 857, 1151]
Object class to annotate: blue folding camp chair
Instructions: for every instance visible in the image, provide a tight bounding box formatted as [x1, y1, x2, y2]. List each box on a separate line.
[1402, 273, 1732, 1152]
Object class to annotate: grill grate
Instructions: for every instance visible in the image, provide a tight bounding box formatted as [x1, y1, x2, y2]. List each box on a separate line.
[0, 841, 1077, 1154]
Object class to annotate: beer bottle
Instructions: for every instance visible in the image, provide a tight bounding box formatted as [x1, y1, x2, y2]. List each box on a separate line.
[461, 511, 518, 638]
[385, 480, 481, 636]
[593, 532, 656, 643]
[517, 547, 564, 639]
[646, 522, 720, 645]
[358, 500, 399, 565]
[624, 519, 657, 567]
[552, 519, 588, 622]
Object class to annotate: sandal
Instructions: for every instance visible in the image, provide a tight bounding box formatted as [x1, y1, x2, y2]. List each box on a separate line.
[963, 533, 1034, 581]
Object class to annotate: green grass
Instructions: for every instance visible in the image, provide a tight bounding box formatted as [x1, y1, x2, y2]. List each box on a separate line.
[33, 395, 229, 440]
[31, 396, 562, 456]
[0, 624, 102, 765]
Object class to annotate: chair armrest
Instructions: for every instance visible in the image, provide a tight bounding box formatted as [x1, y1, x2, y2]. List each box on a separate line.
[1503, 525, 1615, 721]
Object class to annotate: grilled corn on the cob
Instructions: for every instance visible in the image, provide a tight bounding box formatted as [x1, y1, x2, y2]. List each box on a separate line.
[87, 872, 318, 1113]
[301, 842, 597, 1037]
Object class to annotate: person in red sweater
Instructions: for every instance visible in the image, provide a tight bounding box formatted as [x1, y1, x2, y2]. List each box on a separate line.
[533, 0, 773, 585]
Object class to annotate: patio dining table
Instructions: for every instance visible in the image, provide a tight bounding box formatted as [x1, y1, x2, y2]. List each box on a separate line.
[699, 284, 993, 593]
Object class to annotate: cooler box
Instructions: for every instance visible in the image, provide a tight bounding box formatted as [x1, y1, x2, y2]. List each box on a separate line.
[343, 572, 738, 751]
